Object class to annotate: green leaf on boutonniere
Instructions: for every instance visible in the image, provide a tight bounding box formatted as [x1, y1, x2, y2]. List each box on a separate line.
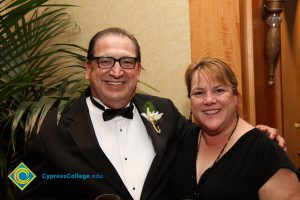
[142, 101, 156, 113]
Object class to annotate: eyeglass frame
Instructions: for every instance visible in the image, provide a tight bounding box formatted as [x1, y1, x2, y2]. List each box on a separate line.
[90, 56, 138, 69]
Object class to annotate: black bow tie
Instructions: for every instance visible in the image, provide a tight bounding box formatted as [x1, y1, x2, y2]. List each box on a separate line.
[90, 95, 134, 121]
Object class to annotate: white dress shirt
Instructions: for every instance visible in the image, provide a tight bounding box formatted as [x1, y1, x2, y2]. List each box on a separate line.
[86, 97, 156, 200]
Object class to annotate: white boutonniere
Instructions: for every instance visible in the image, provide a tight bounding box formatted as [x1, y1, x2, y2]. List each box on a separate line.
[141, 101, 163, 134]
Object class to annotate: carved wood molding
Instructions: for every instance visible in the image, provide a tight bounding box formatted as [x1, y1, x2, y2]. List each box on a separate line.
[261, 0, 285, 86]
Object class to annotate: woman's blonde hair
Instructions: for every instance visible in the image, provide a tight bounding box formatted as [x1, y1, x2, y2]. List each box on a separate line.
[185, 57, 238, 97]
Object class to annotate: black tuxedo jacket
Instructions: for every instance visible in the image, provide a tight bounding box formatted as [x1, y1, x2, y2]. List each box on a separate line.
[17, 92, 197, 200]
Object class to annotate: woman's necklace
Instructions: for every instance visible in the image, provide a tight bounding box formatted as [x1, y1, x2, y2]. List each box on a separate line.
[197, 115, 239, 168]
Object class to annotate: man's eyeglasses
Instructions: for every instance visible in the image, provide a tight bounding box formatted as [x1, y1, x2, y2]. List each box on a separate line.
[91, 56, 137, 69]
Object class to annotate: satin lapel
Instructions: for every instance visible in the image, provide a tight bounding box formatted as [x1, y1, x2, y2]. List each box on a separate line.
[133, 95, 167, 196]
[133, 95, 166, 154]
[65, 94, 132, 198]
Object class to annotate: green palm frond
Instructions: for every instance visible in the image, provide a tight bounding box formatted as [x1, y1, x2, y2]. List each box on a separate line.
[0, 0, 88, 198]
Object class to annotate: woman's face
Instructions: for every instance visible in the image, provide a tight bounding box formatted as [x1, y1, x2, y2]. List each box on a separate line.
[190, 70, 237, 135]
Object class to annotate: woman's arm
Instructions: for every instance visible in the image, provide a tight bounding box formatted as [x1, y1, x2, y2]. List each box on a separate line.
[259, 168, 300, 199]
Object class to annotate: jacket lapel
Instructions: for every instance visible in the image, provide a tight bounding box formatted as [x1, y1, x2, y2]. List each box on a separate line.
[65, 94, 132, 199]
[133, 95, 168, 198]
[133, 95, 166, 154]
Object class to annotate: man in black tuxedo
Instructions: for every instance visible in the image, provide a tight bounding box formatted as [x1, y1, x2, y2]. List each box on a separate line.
[18, 27, 282, 200]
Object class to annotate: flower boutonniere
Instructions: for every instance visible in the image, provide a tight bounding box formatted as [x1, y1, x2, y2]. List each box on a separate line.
[141, 101, 163, 134]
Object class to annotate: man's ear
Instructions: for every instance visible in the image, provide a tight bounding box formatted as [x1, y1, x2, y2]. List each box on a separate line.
[137, 63, 142, 80]
[85, 61, 91, 80]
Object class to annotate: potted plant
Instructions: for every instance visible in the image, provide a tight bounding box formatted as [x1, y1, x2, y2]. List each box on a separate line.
[0, 0, 88, 199]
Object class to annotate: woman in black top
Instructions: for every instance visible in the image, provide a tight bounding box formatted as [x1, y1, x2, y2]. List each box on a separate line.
[168, 57, 300, 200]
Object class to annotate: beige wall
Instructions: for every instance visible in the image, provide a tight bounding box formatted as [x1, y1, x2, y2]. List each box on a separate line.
[52, 0, 192, 117]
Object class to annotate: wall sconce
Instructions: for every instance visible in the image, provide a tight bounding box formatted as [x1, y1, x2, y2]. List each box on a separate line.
[261, 0, 285, 86]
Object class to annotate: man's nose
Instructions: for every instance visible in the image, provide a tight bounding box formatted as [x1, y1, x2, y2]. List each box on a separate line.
[109, 61, 123, 77]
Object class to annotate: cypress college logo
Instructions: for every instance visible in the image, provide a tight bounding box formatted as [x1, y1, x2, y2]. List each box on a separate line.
[8, 162, 36, 190]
